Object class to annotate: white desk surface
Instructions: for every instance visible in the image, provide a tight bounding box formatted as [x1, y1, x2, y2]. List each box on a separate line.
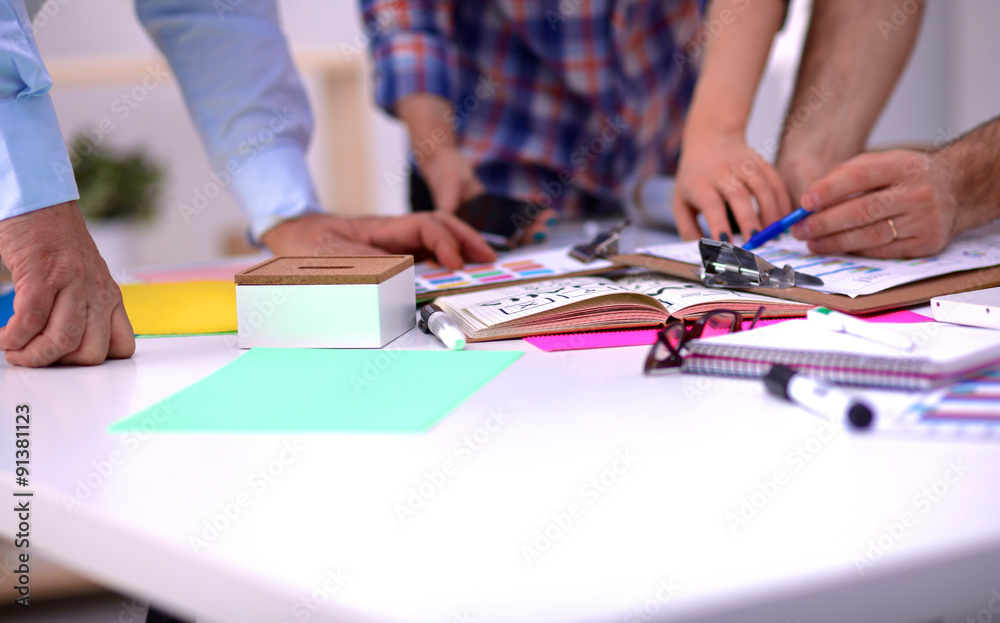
[2, 234, 1000, 623]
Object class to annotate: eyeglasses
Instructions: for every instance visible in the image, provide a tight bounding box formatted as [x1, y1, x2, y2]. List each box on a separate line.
[643, 307, 764, 374]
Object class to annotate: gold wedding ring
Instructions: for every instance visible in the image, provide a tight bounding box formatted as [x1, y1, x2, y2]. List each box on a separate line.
[886, 217, 899, 242]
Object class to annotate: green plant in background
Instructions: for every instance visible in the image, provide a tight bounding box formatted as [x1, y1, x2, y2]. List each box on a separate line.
[70, 133, 165, 223]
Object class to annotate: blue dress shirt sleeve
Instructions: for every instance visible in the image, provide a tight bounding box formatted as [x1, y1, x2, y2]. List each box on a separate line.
[0, 0, 79, 222]
[136, 0, 324, 240]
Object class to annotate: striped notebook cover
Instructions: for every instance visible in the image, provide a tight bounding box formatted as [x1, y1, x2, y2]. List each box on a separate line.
[681, 320, 1000, 390]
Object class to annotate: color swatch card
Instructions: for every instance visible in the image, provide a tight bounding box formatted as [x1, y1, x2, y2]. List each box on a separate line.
[915, 370, 1000, 421]
[108, 348, 523, 434]
[639, 223, 1000, 298]
[415, 247, 617, 301]
[885, 369, 1000, 440]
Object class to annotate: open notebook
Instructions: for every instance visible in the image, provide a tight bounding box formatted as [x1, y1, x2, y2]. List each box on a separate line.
[433, 273, 809, 342]
[681, 320, 1000, 390]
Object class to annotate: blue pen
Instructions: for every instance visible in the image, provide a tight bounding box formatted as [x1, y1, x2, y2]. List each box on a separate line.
[742, 207, 813, 251]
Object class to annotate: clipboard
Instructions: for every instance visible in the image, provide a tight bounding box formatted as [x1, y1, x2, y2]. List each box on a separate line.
[611, 252, 1000, 315]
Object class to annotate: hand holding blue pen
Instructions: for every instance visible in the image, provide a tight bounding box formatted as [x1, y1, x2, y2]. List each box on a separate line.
[742, 207, 813, 251]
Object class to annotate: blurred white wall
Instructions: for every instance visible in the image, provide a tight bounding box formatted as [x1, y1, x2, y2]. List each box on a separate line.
[950, 1, 1000, 136]
[33, 0, 408, 267]
[29, 0, 1000, 267]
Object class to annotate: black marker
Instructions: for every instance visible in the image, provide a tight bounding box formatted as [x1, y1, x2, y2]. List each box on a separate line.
[764, 365, 875, 430]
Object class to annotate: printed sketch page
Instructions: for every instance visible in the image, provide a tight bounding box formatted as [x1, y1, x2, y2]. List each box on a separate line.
[638, 223, 1000, 298]
[614, 274, 806, 315]
[438, 277, 633, 329]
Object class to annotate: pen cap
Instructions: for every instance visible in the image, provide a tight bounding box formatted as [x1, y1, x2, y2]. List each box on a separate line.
[847, 403, 874, 429]
[421, 303, 442, 323]
[806, 307, 843, 330]
[764, 364, 796, 400]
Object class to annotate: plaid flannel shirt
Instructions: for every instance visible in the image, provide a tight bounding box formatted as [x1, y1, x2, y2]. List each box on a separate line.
[364, 0, 706, 214]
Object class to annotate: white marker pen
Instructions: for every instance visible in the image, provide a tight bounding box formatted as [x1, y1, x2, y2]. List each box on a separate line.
[764, 364, 875, 430]
[418, 304, 466, 350]
[806, 306, 914, 351]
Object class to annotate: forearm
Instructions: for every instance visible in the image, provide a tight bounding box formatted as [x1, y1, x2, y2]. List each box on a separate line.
[940, 116, 1000, 234]
[395, 93, 484, 213]
[0, 1, 79, 220]
[137, 0, 323, 239]
[684, 0, 786, 135]
[777, 0, 923, 194]
[396, 94, 459, 158]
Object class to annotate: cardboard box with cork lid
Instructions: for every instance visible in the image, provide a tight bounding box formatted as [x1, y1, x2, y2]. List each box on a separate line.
[234, 256, 415, 348]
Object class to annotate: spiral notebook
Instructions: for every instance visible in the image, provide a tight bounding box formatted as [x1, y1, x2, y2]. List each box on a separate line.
[681, 320, 1000, 390]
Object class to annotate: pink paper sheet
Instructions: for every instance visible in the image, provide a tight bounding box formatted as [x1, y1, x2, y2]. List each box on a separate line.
[525, 329, 661, 352]
[523, 308, 933, 352]
[856, 309, 932, 324]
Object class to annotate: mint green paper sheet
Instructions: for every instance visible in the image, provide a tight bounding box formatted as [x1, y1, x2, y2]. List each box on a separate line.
[109, 349, 522, 433]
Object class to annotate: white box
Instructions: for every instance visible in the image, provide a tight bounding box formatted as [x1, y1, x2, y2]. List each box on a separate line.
[931, 286, 1000, 331]
[234, 256, 415, 348]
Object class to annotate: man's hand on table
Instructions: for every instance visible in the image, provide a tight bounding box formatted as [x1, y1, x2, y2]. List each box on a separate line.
[788, 115, 1000, 259]
[0, 202, 135, 367]
[788, 150, 962, 258]
[260, 212, 497, 269]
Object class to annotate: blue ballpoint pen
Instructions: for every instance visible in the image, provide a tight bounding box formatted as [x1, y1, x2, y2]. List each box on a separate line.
[742, 207, 814, 251]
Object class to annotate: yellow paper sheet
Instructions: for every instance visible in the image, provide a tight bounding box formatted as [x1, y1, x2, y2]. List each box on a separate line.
[120, 280, 236, 335]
